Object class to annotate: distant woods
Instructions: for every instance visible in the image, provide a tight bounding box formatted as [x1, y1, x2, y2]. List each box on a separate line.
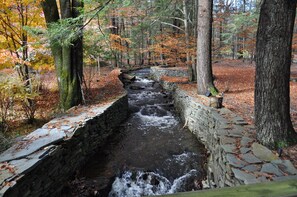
[91, 0, 260, 69]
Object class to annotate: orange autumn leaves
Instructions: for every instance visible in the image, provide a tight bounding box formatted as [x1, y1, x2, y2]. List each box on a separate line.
[0, 0, 54, 72]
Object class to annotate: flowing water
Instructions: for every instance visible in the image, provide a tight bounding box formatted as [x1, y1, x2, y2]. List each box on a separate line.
[69, 68, 206, 197]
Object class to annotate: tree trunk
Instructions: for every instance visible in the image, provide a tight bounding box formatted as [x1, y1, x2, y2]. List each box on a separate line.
[255, 0, 297, 149]
[183, 0, 195, 81]
[197, 0, 216, 95]
[41, 0, 83, 111]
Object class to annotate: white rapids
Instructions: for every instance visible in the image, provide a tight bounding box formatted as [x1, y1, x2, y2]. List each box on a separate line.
[109, 170, 201, 197]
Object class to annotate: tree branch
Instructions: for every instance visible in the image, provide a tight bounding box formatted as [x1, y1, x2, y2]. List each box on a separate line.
[160, 21, 185, 32]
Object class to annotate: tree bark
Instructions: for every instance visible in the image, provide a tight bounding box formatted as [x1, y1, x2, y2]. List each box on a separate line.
[255, 0, 297, 149]
[41, 0, 83, 111]
[197, 0, 216, 95]
[183, 0, 195, 82]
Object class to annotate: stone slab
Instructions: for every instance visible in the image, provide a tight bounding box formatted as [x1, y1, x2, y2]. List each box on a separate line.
[220, 137, 237, 145]
[226, 154, 248, 168]
[0, 146, 57, 187]
[271, 160, 297, 175]
[0, 129, 65, 163]
[221, 144, 236, 153]
[232, 117, 248, 125]
[218, 108, 233, 115]
[261, 163, 284, 177]
[240, 147, 251, 154]
[243, 164, 261, 172]
[0, 165, 15, 186]
[227, 128, 244, 137]
[0, 98, 114, 163]
[257, 176, 268, 182]
[241, 153, 262, 164]
[252, 142, 278, 162]
[273, 175, 297, 182]
[0, 93, 128, 196]
[241, 137, 253, 147]
[216, 129, 228, 136]
[0, 185, 11, 196]
[219, 124, 233, 130]
[232, 168, 258, 184]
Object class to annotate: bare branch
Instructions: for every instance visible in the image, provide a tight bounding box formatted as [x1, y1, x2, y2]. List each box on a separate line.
[160, 21, 185, 32]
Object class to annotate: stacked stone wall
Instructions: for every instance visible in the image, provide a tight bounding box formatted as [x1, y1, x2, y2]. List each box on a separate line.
[151, 67, 297, 188]
[0, 94, 128, 196]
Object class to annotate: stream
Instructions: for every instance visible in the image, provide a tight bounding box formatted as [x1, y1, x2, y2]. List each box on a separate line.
[65, 68, 207, 197]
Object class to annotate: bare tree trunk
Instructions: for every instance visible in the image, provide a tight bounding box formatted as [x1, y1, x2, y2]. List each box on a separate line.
[183, 0, 195, 81]
[255, 0, 297, 149]
[197, 0, 216, 95]
[111, 17, 119, 67]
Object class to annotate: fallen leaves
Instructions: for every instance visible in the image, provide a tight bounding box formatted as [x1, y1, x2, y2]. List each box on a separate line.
[161, 76, 188, 83]
[179, 59, 297, 171]
[0, 162, 16, 175]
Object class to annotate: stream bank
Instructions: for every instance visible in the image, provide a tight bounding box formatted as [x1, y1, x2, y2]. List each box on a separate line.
[151, 66, 297, 188]
[67, 68, 207, 196]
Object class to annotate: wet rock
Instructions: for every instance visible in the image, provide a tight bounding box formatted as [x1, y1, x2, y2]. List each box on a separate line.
[241, 153, 262, 164]
[151, 176, 160, 186]
[129, 85, 145, 90]
[142, 173, 148, 181]
[122, 73, 136, 81]
[140, 106, 168, 117]
[261, 163, 284, 177]
[252, 143, 278, 162]
[129, 104, 140, 113]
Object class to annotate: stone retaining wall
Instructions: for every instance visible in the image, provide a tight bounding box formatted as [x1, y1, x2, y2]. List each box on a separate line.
[0, 94, 128, 197]
[151, 67, 297, 188]
[150, 66, 188, 82]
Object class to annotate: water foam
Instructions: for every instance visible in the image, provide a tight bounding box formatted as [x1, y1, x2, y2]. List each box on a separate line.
[136, 77, 154, 84]
[136, 105, 178, 129]
[109, 170, 200, 197]
[129, 91, 164, 101]
[168, 170, 200, 194]
[172, 152, 198, 165]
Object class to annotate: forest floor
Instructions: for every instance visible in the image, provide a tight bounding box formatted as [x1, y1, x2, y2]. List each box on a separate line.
[1, 59, 297, 168]
[177, 59, 297, 168]
[0, 66, 125, 152]
[215, 60, 297, 168]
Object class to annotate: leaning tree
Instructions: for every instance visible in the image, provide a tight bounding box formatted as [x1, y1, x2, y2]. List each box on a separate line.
[255, 0, 297, 148]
